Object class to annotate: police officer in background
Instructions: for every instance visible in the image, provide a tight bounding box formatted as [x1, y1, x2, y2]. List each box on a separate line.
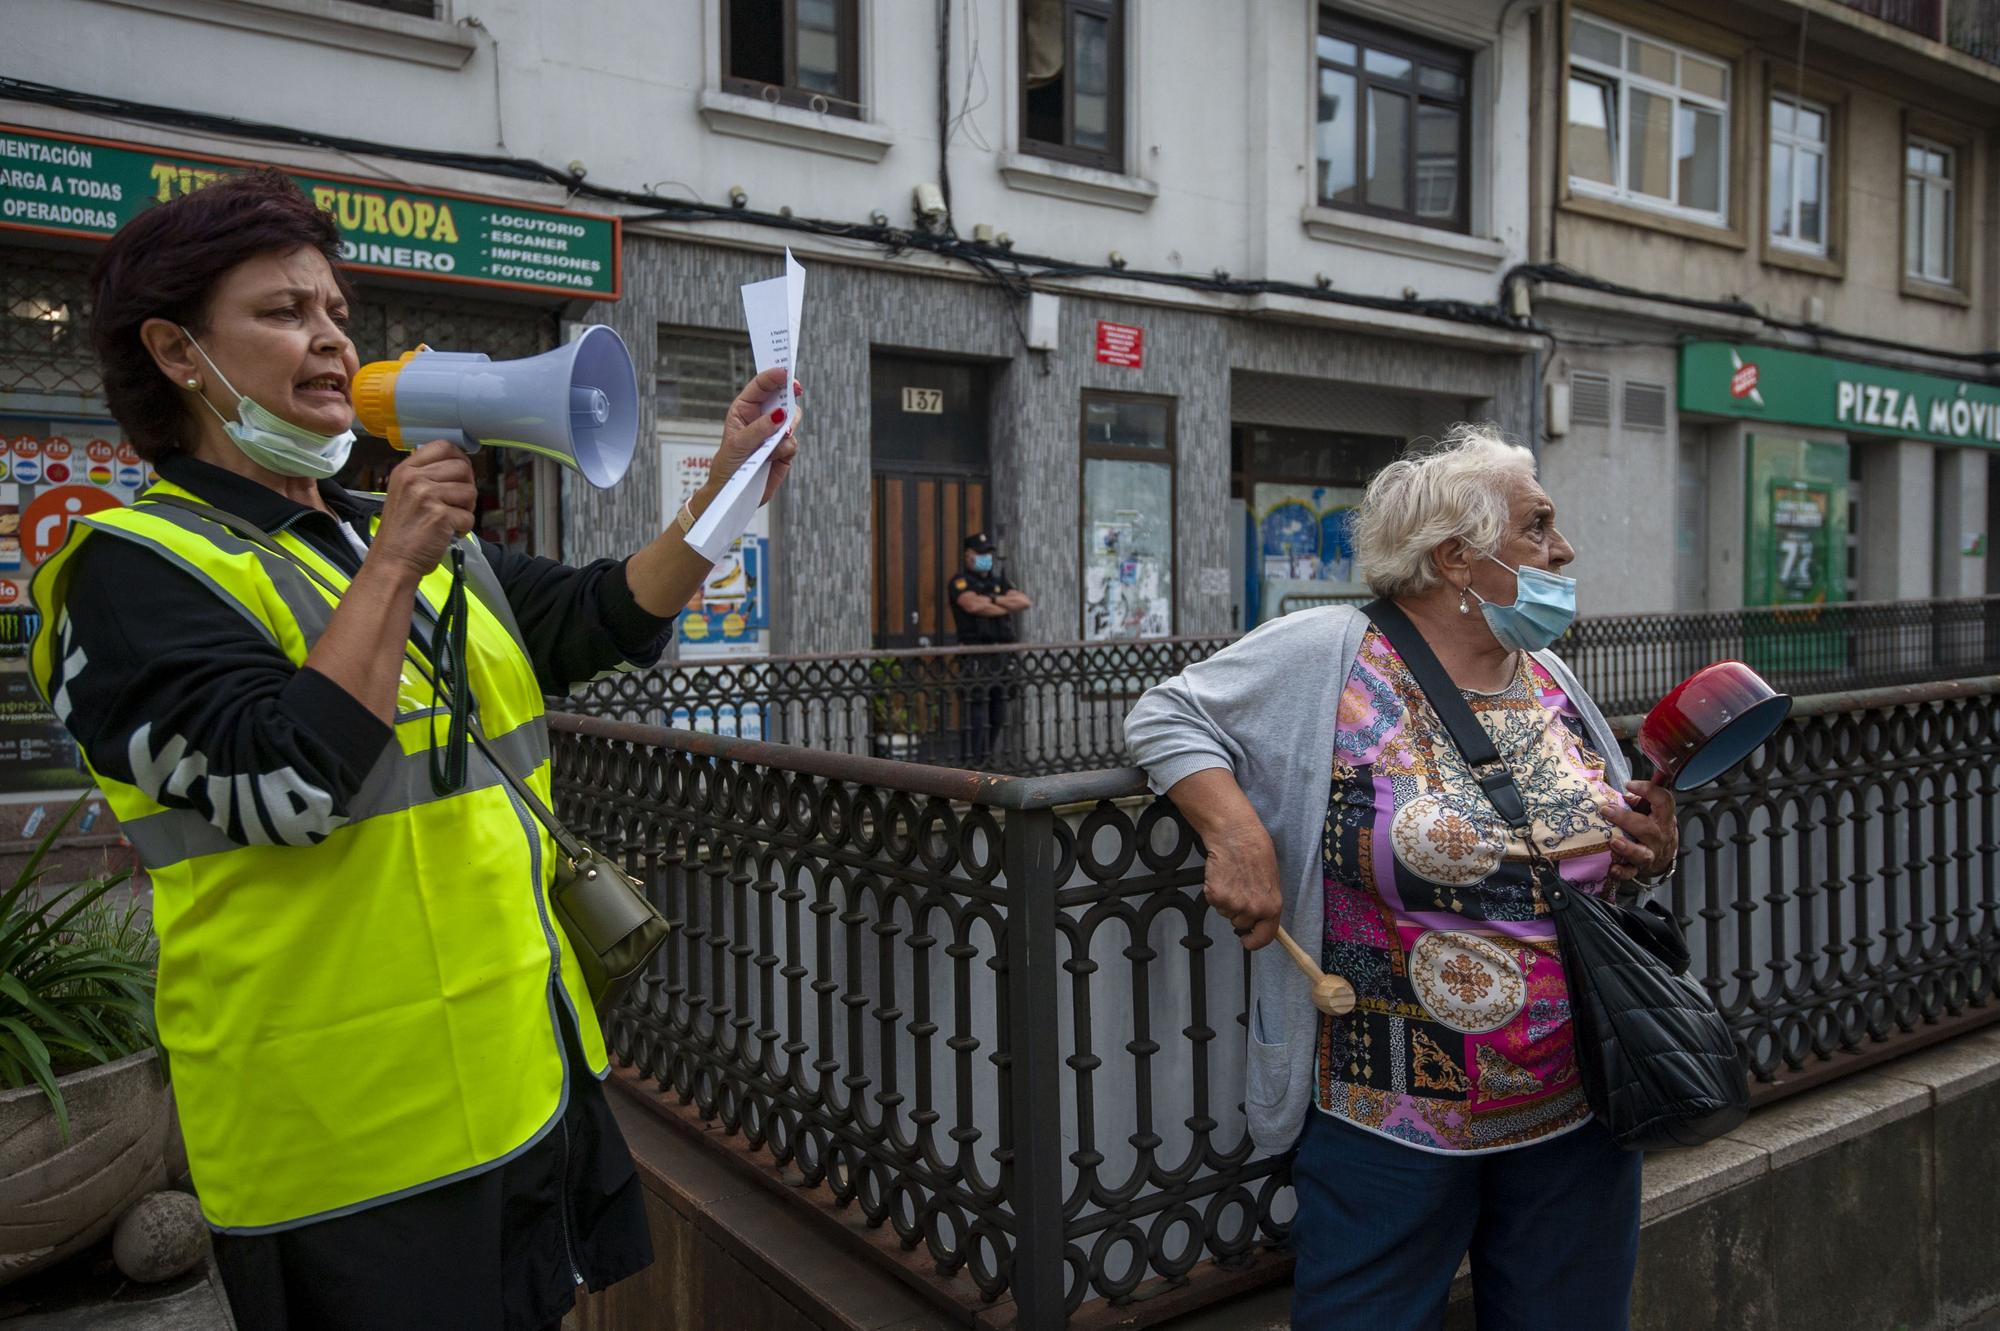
[949, 532, 1031, 765]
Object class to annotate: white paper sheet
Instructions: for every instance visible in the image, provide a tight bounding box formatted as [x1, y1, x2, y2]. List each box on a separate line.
[686, 249, 804, 562]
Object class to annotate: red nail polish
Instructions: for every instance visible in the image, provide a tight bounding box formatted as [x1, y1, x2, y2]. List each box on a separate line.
[771, 407, 787, 425]
[793, 380, 804, 396]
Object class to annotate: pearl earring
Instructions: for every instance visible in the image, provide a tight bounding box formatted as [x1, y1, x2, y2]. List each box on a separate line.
[186, 378, 200, 390]
[1458, 589, 1471, 615]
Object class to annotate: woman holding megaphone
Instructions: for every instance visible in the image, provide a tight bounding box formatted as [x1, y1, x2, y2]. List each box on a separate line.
[30, 169, 798, 1330]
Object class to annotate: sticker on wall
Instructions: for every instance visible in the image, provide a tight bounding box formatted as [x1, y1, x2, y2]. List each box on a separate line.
[9, 438, 39, 487]
[85, 439, 115, 487]
[116, 463, 144, 489]
[40, 438, 72, 486]
[21, 485, 121, 566]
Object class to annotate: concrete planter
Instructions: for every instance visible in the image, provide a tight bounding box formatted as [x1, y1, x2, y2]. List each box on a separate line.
[0, 1049, 180, 1287]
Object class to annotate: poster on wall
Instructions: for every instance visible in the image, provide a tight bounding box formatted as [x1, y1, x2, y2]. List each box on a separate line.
[1744, 434, 1849, 676]
[1248, 483, 1366, 624]
[1082, 451, 1175, 641]
[661, 439, 771, 659]
[0, 417, 129, 801]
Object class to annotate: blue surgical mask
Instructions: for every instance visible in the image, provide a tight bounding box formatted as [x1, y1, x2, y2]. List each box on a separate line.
[1470, 555, 1576, 652]
[181, 329, 355, 479]
[972, 553, 995, 573]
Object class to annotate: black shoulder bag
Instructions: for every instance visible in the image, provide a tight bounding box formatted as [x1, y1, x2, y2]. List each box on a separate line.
[144, 494, 669, 1012]
[1365, 598, 1749, 1151]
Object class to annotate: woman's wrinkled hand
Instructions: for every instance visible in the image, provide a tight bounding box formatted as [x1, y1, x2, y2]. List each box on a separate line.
[1604, 779, 1678, 884]
[1204, 821, 1284, 951]
[712, 367, 802, 506]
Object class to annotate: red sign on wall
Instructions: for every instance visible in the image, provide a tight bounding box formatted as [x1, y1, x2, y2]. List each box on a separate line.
[1095, 320, 1144, 368]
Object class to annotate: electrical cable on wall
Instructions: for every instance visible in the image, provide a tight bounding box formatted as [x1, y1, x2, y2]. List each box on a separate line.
[5, 75, 1994, 373]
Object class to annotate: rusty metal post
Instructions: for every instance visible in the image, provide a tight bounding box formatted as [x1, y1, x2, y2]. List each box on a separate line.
[1002, 805, 1067, 1324]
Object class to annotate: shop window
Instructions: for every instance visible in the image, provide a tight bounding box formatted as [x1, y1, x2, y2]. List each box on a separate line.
[1567, 14, 1729, 225]
[1314, 14, 1471, 232]
[1769, 96, 1829, 255]
[1, 248, 98, 398]
[1022, 0, 1125, 171]
[1081, 391, 1172, 640]
[1905, 137, 1956, 286]
[724, 0, 862, 118]
[658, 329, 759, 421]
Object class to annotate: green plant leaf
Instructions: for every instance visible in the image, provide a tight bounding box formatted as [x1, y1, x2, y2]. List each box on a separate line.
[0, 973, 105, 1062]
[0, 1017, 69, 1140]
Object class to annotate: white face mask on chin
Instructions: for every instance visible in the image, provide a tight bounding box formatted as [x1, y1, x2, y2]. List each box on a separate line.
[181, 328, 355, 479]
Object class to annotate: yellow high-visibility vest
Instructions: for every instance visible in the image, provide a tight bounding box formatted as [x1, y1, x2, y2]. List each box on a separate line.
[30, 480, 606, 1233]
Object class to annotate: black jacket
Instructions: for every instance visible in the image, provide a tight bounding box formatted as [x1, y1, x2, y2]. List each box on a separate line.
[50, 453, 661, 1329]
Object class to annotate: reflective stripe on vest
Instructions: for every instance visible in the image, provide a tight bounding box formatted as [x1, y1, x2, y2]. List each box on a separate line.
[29, 482, 608, 1232]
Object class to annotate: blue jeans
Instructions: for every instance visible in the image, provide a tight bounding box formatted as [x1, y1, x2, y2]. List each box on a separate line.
[1289, 1111, 1641, 1331]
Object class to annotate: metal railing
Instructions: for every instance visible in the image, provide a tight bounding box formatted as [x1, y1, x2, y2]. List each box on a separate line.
[560, 595, 2000, 775]
[552, 674, 2000, 1328]
[1838, 0, 1944, 38]
[1948, 0, 2000, 63]
[1558, 594, 2000, 716]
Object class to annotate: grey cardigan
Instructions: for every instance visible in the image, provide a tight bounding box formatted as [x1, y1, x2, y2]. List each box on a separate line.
[1122, 605, 1631, 1153]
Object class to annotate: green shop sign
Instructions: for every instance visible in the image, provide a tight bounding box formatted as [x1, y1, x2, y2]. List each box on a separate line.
[1680, 341, 2000, 448]
[0, 124, 620, 300]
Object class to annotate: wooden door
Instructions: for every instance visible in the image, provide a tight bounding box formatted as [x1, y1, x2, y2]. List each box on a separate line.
[872, 473, 987, 648]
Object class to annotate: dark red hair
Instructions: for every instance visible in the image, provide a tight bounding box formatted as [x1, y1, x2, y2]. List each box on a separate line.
[90, 168, 352, 462]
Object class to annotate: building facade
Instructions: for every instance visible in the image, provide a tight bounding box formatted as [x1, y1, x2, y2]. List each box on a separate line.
[3, 0, 1555, 658]
[1524, 0, 2000, 615]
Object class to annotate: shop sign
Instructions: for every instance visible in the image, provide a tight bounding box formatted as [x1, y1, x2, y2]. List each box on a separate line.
[1095, 321, 1144, 368]
[1681, 342, 2000, 448]
[0, 124, 620, 300]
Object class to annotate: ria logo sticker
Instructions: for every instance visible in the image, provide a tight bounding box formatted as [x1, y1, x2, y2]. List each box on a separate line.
[1728, 348, 1764, 406]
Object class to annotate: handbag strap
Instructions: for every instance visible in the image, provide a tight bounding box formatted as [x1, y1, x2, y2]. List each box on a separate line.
[140, 493, 591, 864]
[1363, 598, 1532, 834]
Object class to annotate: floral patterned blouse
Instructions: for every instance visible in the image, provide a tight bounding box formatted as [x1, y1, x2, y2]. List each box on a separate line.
[1314, 627, 1627, 1153]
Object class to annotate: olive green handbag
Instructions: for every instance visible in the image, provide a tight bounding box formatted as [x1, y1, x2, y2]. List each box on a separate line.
[143, 493, 670, 1011]
[469, 722, 670, 1011]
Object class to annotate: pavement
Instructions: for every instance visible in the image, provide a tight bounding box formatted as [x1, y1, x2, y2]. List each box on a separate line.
[0, 1246, 233, 1330]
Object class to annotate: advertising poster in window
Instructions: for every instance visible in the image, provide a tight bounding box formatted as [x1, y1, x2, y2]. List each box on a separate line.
[1744, 434, 1849, 675]
[0, 414, 140, 798]
[1249, 483, 1367, 624]
[660, 439, 771, 660]
[1082, 459, 1172, 641]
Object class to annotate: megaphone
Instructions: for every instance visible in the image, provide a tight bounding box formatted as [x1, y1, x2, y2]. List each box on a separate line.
[351, 324, 638, 489]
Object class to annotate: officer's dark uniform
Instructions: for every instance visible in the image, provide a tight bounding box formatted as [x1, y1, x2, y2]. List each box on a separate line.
[949, 534, 1019, 765]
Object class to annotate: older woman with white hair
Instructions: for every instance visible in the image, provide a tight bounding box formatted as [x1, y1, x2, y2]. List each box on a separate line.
[1125, 426, 1677, 1328]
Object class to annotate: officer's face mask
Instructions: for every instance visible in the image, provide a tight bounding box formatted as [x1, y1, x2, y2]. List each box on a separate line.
[972, 553, 995, 574]
[180, 328, 356, 480]
[1467, 554, 1577, 653]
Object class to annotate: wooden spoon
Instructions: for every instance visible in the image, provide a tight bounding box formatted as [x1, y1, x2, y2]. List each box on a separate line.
[1273, 926, 1357, 1016]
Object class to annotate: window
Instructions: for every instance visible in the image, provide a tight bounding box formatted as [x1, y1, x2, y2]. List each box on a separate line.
[1567, 14, 1729, 224]
[1314, 17, 1471, 231]
[1905, 137, 1955, 285]
[724, 0, 860, 118]
[343, 0, 436, 14]
[1080, 392, 1173, 640]
[1022, 0, 1125, 171]
[1769, 96, 1829, 254]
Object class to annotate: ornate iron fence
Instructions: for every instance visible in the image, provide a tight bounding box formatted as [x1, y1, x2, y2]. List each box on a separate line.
[560, 595, 2000, 776]
[552, 674, 2000, 1328]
